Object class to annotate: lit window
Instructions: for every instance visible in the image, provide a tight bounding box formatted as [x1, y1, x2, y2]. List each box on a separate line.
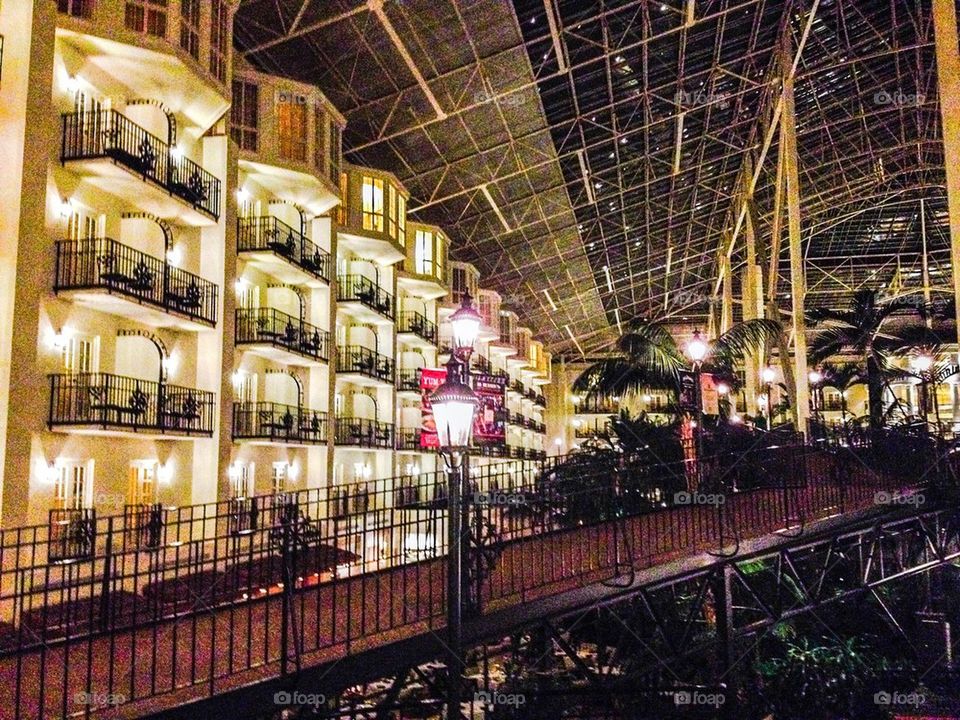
[329, 124, 342, 184]
[388, 184, 397, 239]
[278, 99, 308, 162]
[435, 234, 444, 280]
[57, 0, 94, 18]
[128, 462, 157, 506]
[397, 193, 406, 246]
[55, 462, 89, 511]
[361, 176, 385, 232]
[271, 462, 287, 494]
[209, 0, 229, 83]
[415, 230, 433, 275]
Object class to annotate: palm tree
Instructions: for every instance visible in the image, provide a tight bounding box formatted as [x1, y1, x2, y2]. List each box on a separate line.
[807, 289, 916, 432]
[572, 318, 782, 400]
[819, 362, 864, 424]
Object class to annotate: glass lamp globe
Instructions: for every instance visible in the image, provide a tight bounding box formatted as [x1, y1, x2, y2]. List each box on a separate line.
[762, 366, 776, 384]
[686, 330, 708, 364]
[430, 370, 479, 450]
[449, 293, 481, 358]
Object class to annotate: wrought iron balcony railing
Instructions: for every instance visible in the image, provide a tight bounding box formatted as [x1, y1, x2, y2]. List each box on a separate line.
[232, 402, 328, 445]
[337, 345, 394, 384]
[237, 216, 330, 283]
[48, 508, 96, 563]
[534, 393, 547, 407]
[48, 372, 215, 435]
[235, 307, 329, 362]
[473, 354, 492, 374]
[396, 428, 428, 451]
[61, 110, 221, 219]
[334, 417, 394, 448]
[575, 397, 620, 414]
[337, 274, 394, 320]
[397, 311, 437, 345]
[397, 368, 422, 392]
[54, 238, 218, 326]
[509, 379, 524, 394]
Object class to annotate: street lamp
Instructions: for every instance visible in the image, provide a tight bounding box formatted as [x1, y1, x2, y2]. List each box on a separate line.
[449, 292, 481, 364]
[911, 353, 934, 426]
[430, 356, 479, 720]
[761, 366, 776, 427]
[685, 330, 709, 484]
[808, 369, 823, 424]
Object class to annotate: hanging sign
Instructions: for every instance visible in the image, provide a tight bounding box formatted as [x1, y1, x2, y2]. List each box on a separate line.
[419, 368, 447, 449]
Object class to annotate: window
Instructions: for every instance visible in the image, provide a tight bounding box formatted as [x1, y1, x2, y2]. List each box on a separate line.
[67, 211, 98, 241]
[436, 235, 444, 280]
[388, 185, 397, 239]
[55, 462, 90, 511]
[271, 463, 287, 494]
[236, 282, 260, 310]
[336, 172, 348, 224]
[128, 462, 157, 506]
[361, 176, 385, 233]
[329, 124, 342, 184]
[278, 100, 308, 162]
[314, 106, 326, 170]
[62, 335, 98, 373]
[235, 372, 257, 403]
[397, 193, 406, 246]
[209, 0, 229, 83]
[415, 230, 433, 276]
[179, 0, 200, 59]
[125, 0, 167, 37]
[232, 463, 253, 499]
[57, 0, 94, 18]
[230, 80, 259, 152]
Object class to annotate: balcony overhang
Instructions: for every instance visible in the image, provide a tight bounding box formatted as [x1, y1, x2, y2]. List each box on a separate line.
[48, 425, 209, 440]
[336, 301, 394, 326]
[239, 250, 329, 289]
[61, 159, 217, 226]
[334, 371, 393, 389]
[396, 331, 436, 351]
[238, 159, 340, 216]
[56, 288, 214, 332]
[57, 28, 229, 132]
[336, 229, 405, 266]
[488, 341, 517, 357]
[236, 343, 327, 367]
[397, 271, 447, 300]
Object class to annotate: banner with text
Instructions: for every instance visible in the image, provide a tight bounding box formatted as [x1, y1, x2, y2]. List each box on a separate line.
[419, 368, 446, 449]
[473, 373, 507, 445]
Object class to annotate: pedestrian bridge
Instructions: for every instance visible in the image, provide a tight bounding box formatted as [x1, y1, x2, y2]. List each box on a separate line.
[0, 435, 946, 719]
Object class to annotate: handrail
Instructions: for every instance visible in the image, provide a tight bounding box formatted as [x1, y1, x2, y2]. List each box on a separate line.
[337, 274, 394, 320]
[237, 216, 330, 283]
[235, 307, 329, 362]
[397, 311, 437, 345]
[232, 401, 327, 444]
[334, 416, 395, 448]
[337, 345, 394, 383]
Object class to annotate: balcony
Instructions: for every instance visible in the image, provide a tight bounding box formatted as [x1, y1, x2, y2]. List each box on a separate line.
[397, 428, 434, 452]
[48, 372, 215, 437]
[575, 397, 620, 415]
[237, 217, 330, 287]
[473, 354, 493, 375]
[235, 308, 329, 365]
[337, 275, 394, 324]
[232, 402, 327, 445]
[397, 311, 437, 348]
[61, 110, 221, 224]
[54, 237, 218, 330]
[334, 417, 394, 449]
[508, 379, 525, 396]
[337, 346, 394, 387]
[397, 368, 422, 395]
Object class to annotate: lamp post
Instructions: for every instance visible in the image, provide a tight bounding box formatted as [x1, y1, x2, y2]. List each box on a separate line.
[685, 330, 709, 484]
[808, 369, 823, 431]
[761, 366, 776, 428]
[431, 357, 479, 720]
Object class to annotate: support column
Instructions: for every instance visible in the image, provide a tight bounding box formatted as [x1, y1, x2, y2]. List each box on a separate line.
[742, 193, 765, 415]
[781, 40, 810, 430]
[933, 0, 960, 340]
[720, 255, 734, 336]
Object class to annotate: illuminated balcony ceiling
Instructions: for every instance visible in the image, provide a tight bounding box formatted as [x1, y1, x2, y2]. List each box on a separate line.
[236, 0, 952, 357]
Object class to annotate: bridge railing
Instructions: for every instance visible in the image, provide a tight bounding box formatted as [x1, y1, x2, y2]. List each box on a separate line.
[0, 435, 942, 719]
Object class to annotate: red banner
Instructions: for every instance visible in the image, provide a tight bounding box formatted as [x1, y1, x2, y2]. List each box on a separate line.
[419, 368, 447, 449]
[472, 373, 506, 445]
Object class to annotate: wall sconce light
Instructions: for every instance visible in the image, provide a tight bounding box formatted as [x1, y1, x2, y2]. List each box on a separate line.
[65, 74, 81, 94]
[43, 461, 59, 484]
[228, 462, 242, 481]
[49, 327, 68, 350]
[236, 187, 250, 204]
[166, 245, 182, 267]
[157, 462, 173, 484]
[169, 145, 183, 162]
[58, 197, 74, 219]
[287, 462, 299, 481]
[162, 353, 177, 377]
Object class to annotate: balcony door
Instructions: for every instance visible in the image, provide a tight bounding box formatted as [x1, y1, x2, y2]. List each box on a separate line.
[232, 462, 254, 499]
[271, 462, 287, 494]
[237, 283, 260, 310]
[127, 461, 157, 507]
[54, 461, 91, 511]
[62, 334, 99, 374]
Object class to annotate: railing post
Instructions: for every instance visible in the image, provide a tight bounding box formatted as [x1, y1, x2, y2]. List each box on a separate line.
[99, 516, 114, 632]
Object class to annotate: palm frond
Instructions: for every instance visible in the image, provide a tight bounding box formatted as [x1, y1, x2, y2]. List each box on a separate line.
[710, 319, 782, 362]
[571, 359, 678, 397]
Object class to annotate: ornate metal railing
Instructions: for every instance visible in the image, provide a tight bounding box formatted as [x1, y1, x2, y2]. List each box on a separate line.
[337, 345, 394, 383]
[235, 307, 329, 362]
[337, 274, 394, 320]
[397, 368, 422, 392]
[48, 373, 215, 435]
[54, 238, 218, 326]
[397, 311, 437, 345]
[333, 417, 394, 448]
[232, 402, 328, 444]
[60, 110, 221, 219]
[237, 216, 330, 283]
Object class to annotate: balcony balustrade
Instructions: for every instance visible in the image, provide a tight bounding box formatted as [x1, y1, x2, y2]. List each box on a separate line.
[235, 308, 329, 363]
[397, 311, 437, 346]
[61, 110, 221, 219]
[473, 354, 493, 375]
[237, 217, 330, 284]
[337, 345, 394, 384]
[337, 274, 394, 321]
[397, 368, 422, 393]
[48, 508, 97, 563]
[54, 237, 218, 327]
[576, 397, 620, 415]
[48, 372, 215, 436]
[334, 417, 394, 448]
[396, 428, 431, 451]
[232, 402, 327, 445]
